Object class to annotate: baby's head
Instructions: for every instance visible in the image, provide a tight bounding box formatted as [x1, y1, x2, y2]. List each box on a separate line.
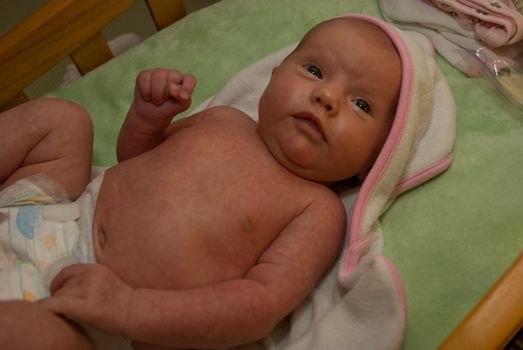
[257, 16, 402, 184]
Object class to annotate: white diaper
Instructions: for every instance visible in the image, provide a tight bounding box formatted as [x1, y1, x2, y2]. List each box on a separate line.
[0, 172, 103, 301]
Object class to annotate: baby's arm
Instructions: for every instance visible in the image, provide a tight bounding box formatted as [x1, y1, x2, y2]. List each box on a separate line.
[117, 69, 196, 162]
[41, 191, 346, 348]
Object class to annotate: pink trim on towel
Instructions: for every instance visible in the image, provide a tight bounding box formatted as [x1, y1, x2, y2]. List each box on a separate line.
[382, 256, 409, 325]
[344, 234, 373, 274]
[342, 14, 414, 274]
[392, 153, 454, 197]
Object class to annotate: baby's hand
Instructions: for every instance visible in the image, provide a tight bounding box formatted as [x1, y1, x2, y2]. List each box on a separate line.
[40, 264, 134, 336]
[132, 68, 197, 121]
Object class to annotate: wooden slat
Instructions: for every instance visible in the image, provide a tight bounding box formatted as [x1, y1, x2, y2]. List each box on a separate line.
[70, 31, 113, 75]
[0, 0, 135, 107]
[439, 253, 523, 350]
[145, 0, 186, 30]
[0, 92, 29, 112]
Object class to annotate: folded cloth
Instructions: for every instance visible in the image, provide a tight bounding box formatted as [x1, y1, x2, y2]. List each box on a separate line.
[431, 0, 523, 47]
[194, 13, 455, 350]
[380, 0, 523, 76]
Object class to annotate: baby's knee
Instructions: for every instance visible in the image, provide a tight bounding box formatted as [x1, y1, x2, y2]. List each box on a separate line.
[43, 98, 94, 162]
[21, 98, 94, 143]
[44, 98, 93, 137]
[35, 98, 94, 199]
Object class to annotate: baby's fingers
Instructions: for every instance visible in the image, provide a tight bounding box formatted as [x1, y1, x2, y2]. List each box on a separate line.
[136, 70, 153, 102]
[48, 263, 89, 295]
[150, 69, 173, 105]
[169, 73, 197, 101]
[181, 73, 197, 99]
[40, 295, 85, 317]
[136, 69, 181, 105]
[40, 296, 105, 332]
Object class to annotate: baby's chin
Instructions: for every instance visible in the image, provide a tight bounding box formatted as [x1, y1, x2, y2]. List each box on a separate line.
[280, 160, 357, 185]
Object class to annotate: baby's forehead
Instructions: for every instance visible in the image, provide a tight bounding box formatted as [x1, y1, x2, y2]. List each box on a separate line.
[297, 18, 401, 76]
[306, 17, 397, 51]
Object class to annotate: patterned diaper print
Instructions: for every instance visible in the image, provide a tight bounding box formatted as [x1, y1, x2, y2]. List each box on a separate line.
[0, 176, 94, 301]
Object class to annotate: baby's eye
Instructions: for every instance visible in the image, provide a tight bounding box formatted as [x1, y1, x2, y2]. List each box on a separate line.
[305, 65, 323, 79]
[353, 98, 371, 114]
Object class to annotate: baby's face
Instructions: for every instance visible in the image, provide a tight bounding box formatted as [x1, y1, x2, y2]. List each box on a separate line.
[257, 18, 402, 183]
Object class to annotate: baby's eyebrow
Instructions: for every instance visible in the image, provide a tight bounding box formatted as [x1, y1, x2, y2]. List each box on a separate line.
[344, 73, 375, 94]
[348, 79, 395, 114]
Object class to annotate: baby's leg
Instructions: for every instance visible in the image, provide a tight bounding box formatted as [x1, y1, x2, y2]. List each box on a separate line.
[0, 98, 93, 200]
[0, 300, 93, 350]
[132, 341, 186, 350]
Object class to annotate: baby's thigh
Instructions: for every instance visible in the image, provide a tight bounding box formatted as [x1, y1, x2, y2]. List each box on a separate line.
[0, 300, 93, 350]
[132, 341, 187, 350]
[0, 98, 94, 199]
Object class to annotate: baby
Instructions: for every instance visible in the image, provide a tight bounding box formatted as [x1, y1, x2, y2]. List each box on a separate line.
[0, 16, 401, 350]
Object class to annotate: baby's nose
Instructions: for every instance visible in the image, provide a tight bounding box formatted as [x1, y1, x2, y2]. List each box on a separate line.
[311, 86, 339, 115]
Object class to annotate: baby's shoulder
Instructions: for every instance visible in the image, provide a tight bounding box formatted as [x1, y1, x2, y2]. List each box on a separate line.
[301, 184, 346, 222]
[283, 185, 346, 250]
[192, 106, 255, 126]
[165, 106, 254, 137]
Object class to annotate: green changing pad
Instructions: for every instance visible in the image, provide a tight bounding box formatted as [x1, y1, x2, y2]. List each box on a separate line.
[49, 0, 523, 348]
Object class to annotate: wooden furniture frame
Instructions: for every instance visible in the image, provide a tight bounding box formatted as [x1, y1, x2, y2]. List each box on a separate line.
[439, 254, 523, 350]
[0, 0, 186, 112]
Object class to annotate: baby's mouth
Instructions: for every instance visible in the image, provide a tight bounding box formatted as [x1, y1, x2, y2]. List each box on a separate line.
[293, 111, 326, 141]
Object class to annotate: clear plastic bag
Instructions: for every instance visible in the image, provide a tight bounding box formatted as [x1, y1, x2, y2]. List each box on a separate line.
[474, 46, 523, 110]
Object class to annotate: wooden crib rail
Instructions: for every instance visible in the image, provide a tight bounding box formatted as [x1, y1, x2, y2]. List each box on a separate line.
[146, 0, 187, 31]
[439, 253, 523, 350]
[0, 0, 186, 112]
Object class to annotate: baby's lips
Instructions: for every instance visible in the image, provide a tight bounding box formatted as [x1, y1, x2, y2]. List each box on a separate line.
[294, 111, 327, 141]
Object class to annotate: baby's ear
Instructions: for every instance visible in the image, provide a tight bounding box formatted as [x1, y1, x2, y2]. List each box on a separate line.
[271, 66, 280, 76]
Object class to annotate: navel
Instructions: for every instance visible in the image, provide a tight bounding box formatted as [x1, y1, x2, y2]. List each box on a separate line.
[98, 227, 107, 248]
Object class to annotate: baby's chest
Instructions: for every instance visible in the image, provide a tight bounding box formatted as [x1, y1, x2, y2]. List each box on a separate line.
[137, 120, 313, 243]
[168, 167, 303, 238]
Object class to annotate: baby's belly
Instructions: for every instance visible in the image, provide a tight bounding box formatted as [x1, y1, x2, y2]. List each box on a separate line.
[92, 155, 291, 290]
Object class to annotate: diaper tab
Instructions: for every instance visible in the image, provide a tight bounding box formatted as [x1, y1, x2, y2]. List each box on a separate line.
[0, 175, 70, 207]
[41, 203, 80, 222]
